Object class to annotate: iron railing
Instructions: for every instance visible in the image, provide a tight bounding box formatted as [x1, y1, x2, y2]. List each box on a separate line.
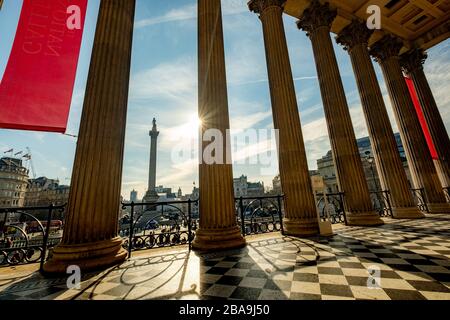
[411, 188, 429, 213]
[370, 190, 393, 217]
[0, 204, 65, 270]
[235, 195, 284, 236]
[443, 187, 450, 203]
[315, 192, 346, 224]
[121, 200, 198, 258]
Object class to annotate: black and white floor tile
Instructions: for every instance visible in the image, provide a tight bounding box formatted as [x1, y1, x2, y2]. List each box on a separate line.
[1, 214, 450, 300]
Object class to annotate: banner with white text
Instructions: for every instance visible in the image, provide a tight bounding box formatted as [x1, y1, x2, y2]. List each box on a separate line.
[0, 0, 87, 133]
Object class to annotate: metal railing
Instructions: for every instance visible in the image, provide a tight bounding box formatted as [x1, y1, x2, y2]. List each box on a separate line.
[235, 195, 284, 236]
[0, 204, 65, 270]
[121, 200, 198, 258]
[411, 188, 429, 213]
[370, 190, 393, 217]
[315, 192, 346, 224]
[443, 187, 450, 203]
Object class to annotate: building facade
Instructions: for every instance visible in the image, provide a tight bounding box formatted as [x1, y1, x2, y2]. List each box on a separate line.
[317, 133, 412, 193]
[0, 157, 29, 208]
[24, 177, 70, 207]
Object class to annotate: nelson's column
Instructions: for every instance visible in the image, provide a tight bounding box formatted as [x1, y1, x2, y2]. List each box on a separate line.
[143, 118, 160, 204]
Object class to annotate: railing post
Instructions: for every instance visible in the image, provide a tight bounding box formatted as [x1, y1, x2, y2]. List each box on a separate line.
[40, 204, 54, 273]
[339, 193, 348, 225]
[188, 199, 192, 250]
[277, 195, 284, 235]
[128, 202, 135, 259]
[384, 190, 393, 217]
[239, 197, 245, 237]
[444, 187, 450, 203]
[421, 188, 429, 213]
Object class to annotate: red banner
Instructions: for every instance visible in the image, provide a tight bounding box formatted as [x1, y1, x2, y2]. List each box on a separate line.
[0, 0, 87, 133]
[405, 76, 438, 160]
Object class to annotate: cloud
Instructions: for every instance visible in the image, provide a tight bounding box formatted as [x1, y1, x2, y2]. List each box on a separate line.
[135, 1, 249, 28]
[129, 57, 197, 105]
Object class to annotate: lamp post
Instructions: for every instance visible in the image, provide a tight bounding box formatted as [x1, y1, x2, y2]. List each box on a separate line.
[365, 151, 380, 192]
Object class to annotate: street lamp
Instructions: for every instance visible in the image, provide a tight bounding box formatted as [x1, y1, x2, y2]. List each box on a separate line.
[365, 151, 380, 192]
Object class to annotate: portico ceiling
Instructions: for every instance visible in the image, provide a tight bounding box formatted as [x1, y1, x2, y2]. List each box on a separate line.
[284, 0, 450, 52]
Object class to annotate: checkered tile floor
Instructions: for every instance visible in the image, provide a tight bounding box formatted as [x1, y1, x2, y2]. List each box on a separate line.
[1, 214, 450, 300]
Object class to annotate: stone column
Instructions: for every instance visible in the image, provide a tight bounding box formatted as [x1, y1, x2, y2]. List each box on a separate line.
[44, 0, 135, 273]
[400, 49, 450, 192]
[248, 0, 319, 236]
[370, 36, 450, 213]
[193, 0, 245, 251]
[143, 118, 159, 203]
[336, 20, 423, 219]
[297, 1, 382, 226]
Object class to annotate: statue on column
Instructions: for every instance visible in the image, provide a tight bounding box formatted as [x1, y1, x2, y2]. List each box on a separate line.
[143, 117, 160, 205]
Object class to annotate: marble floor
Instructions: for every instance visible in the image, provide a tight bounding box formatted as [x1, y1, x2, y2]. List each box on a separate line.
[1, 214, 450, 300]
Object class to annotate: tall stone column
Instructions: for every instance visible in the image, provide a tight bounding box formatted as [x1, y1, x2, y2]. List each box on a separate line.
[336, 20, 423, 219]
[248, 0, 319, 236]
[297, 1, 382, 226]
[370, 36, 450, 213]
[400, 49, 450, 192]
[44, 0, 135, 273]
[193, 0, 245, 251]
[143, 118, 159, 203]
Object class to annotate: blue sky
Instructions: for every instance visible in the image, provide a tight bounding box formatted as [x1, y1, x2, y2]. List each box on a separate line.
[1, 0, 449, 200]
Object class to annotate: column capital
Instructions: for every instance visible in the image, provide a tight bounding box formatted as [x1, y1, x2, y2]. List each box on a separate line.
[248, 0, 286, 15]
[336, 20, 373, 52]
[297, 0, 337, 35]
[369, 35, 403, 62]
[400, 48, 428, 75]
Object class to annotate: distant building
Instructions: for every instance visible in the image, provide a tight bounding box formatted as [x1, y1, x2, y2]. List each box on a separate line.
[0, 157, 29, 208]
[316, 133, 412, 193]
[272, 171, 325, 195]
[25, 177, 70, 207]
[234, 175, 264, 205]
[317, 151, 339, 193]
[177, 187, 182, 198]
[234, 175, 265, 198]
[272, 175, 281, 194]
[130, 189, 138, 203]
[155, 185, 176, 199]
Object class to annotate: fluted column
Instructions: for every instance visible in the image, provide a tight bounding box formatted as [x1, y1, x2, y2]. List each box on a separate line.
[370, 36, 450, 213]
[193, 0, 245, 251]
[297, 1, 382, 226]
[248, 0, 319, 236]
[400, 49, 450, 192]
[336, 21, 423, 219]
[44, 0, 135, 273]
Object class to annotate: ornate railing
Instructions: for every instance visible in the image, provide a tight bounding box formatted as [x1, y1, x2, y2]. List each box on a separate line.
[0, 204, 65, 269]
[315, 192, 346, 224]
[235, 195, 284, 236]
[443, 187, 450, 203]
[411, 188, 429, 213]
[121, 200, 197, 258]
[370, 190, 393, 217]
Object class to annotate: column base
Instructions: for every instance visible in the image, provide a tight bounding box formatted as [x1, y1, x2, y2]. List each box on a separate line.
[283, 217, 319, 237]
[427, 202, 450, 214]
[43, 237, 127, 275]
[391, 206, 425, 219]
[346, 211, 384, 226]
[192, 225, 246, 252]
